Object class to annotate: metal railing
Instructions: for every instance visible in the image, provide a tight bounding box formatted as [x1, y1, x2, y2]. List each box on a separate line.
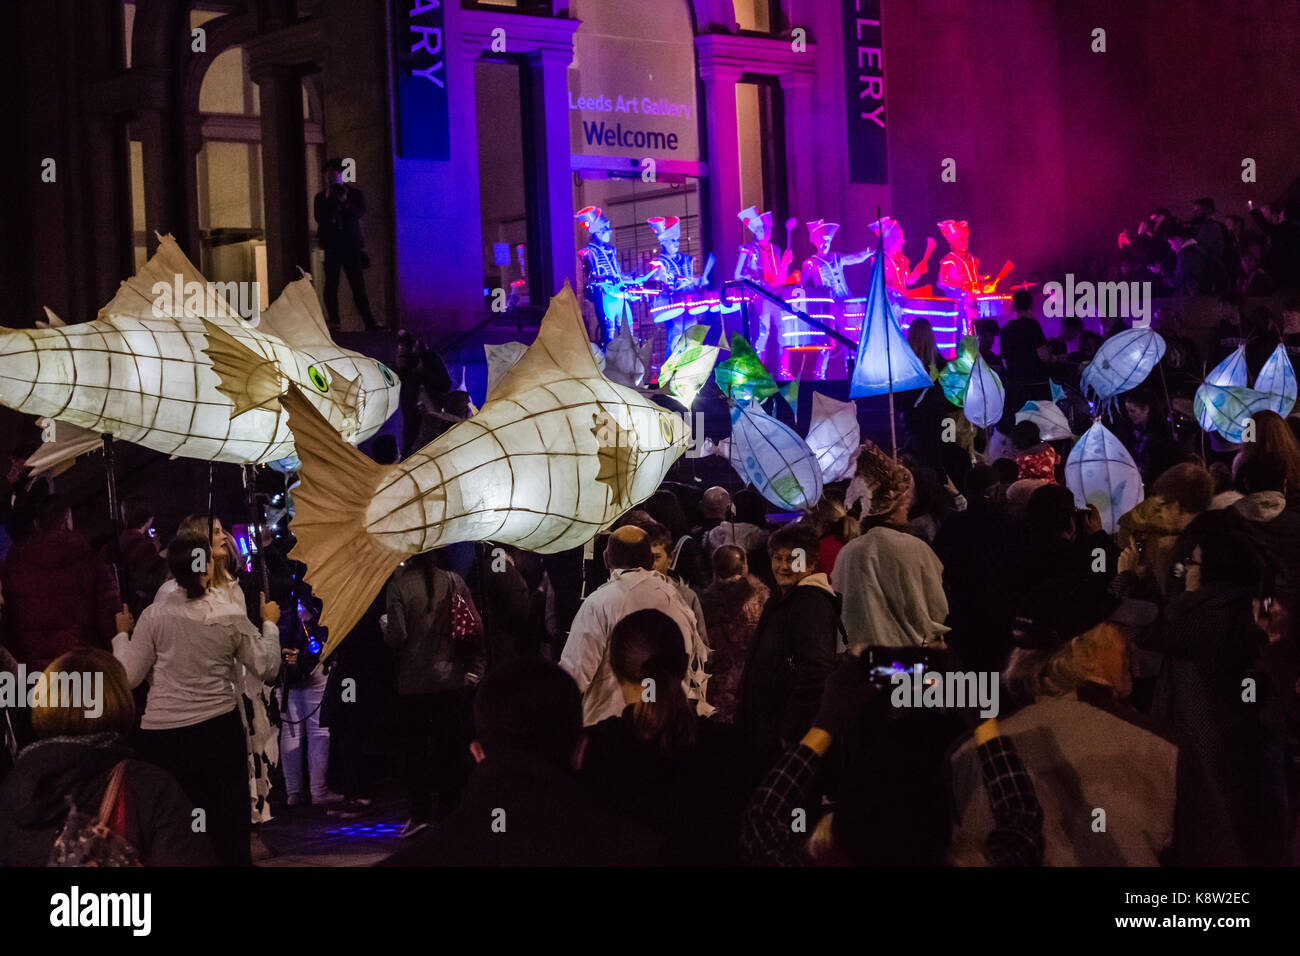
[719, 279, 859, 350]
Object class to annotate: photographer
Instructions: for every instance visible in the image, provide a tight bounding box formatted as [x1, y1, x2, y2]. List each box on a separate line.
[314, 157, 378, 331]
[278, 598, 336, 809]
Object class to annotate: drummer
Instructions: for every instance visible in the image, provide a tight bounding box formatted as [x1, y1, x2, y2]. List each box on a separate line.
[936, 219, 991, 335]
[734, 206, 795, 357]
[645, 216, 707, 346]
[868, 216, 937, 293]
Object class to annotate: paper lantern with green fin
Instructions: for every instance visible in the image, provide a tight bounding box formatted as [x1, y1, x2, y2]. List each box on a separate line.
[1194, 383, 1276, 443]
[1065, 421, 1143, 534]
[849, 247, 931, 397]
[938, 336, 979, 406]
[729, 402, 823, 511]
[715, 334, 778, 403]
[658, 324, 720, 408]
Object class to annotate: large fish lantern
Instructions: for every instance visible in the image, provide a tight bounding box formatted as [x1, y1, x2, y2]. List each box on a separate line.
[282, 284, 689, 654]
[1080, 328, 1165, 408]
[728, 403, 823, 512]
[7, 235, 400, 470]
[1064, 421, 1143, 534]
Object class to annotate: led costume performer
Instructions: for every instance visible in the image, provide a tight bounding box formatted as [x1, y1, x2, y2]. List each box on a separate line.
[868, 217, 936, 293]
[734, 207, 795, 357]
[646, 216, 711, 349]
[798, 220, 872, 378]
[576, 206, 642, 345]
[936, 219, 992, 335]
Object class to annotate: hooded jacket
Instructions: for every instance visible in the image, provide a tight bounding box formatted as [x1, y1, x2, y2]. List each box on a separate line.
[832, 525, 949, 649]
[0, 732, 216, 866]
[1, 529, 120, 671]
[737, 573, 842, 756]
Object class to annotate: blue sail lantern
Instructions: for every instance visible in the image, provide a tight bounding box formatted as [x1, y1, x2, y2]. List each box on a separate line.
[1254, 344, 1297, 417]
[1080, 328, 1166, 406]
[1064, 421, 1143, 534]
[963, 352, 1005, 428]
[848, 249, 931, 398]
[728, 403, 824, 512]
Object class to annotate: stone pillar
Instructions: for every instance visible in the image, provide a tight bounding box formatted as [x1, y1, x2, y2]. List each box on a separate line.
[252, 63, 310, 291]
[697, 60, 744, 281]
[779, 71, 814, 226]
[529, 46, 578, 299]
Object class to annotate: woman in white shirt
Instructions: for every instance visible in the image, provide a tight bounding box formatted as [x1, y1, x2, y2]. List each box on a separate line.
[114, 532, 280, 866]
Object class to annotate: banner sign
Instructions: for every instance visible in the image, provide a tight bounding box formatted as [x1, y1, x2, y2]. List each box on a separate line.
[843, 0, 888, 184]
[393, 0, 450, 160]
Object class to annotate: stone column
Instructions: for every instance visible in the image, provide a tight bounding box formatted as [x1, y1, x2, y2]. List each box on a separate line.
[529, 46, 578, 299]
[779, 70, 814, 226]
[697, 60, 744, 282]
[251, 63, 310, 292]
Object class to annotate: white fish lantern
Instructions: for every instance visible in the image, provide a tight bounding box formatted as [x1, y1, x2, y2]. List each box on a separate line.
[1080, 328, 1166, 405]
[1254, 344, 1297, 418]
[962, 353, 1005, 428]
[484, 342, 528, 394]
[729, 403, 824, 512]
[806, 391, 860, 482]
[603, 323, 649, 388]
[281, 283, 688, 654]
[5, 235, 400, 469]
[1206, 344, 1248, 388]
[1015, 400, 1073, 442]
[659, 324, 721, 408]
[1193, 383, 1276, 443]
[1065, 421, 1144, 534]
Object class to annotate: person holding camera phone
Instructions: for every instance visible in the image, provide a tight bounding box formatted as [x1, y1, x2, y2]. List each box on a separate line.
[314, 157, 378, 331]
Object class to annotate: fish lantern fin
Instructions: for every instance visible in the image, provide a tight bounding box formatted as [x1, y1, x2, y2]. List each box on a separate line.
[257, 273, 336, 349]
[280, 384, 409, 657]
[97, 234, 220, 325]
[331, 368, 365, 439]
[592, 410, 641, 509]
[487, 283, 601, 403]
[24, 419, 103, 475]
[201, 320, 285, 417]
[36, 307, 67, 330]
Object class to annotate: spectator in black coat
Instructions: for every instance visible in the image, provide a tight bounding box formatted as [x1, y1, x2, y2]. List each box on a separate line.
[314, 157, 378, 330]
[0, 649, 215, 865]
[579, 609, 762, 865]
[378, 659, 657, 866]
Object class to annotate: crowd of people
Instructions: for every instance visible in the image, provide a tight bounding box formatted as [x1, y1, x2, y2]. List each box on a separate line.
[2, 269, 1300, 866]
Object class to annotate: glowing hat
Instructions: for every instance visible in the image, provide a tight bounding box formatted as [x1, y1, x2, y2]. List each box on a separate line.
[738, 206, 773, 235]
[937, 220, 969, 242]
[868, 216, 901, 243]
[647, 216, 681, 242]
[575, 206, 607, 229]
[806, 219, 840, 245]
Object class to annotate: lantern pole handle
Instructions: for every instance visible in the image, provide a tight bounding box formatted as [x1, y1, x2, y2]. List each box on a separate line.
[101, 433, 123, 595]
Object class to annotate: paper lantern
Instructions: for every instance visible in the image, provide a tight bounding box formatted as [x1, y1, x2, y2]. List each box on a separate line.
[280, 283, 688, 654]
[938, 336, 979, 406]
[728, 402, 824, 511]
[485, 342, 528, 394]
[806, 391, 860, 482]
[1015, 400, 1073, 441]
[1080, 328, 1166, 404]
[603, 323, 648, 388]
[1193, 383, 1276, 443]
[1253, 344, 1297, 417]
[715, 334, 778, 403]
[658, 324, 720, 408]
[1065, 421, 1144, 534]
[849, 248, 931, 397]
[1206, 344, 1248, 388]
[4, 234, 400, 471]
[963, 353, 1005, 428]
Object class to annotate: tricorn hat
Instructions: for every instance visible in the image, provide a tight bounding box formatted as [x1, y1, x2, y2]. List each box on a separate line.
[647, 216, 681, 242]
[937, 220, 969, 242]
[576, 206, 608, 229]
[806, 219, 840, 245]
[738, 206, 773, 236]
[869, 216, 901, 244]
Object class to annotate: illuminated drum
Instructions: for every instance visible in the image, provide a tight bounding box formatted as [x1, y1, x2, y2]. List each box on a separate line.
[895, 293, 962, 355]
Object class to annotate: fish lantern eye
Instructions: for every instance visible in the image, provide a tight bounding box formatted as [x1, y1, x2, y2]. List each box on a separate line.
[658, 413, 679, 445]
[379, 363, 396, 387]
[307, 364, 330, 393]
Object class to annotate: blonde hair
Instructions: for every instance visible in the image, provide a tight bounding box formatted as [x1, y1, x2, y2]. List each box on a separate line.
[811, 495, 861, 543]
[31, 648, 135, 738]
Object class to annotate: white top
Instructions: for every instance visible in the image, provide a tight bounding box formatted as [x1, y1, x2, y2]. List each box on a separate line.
[832, 526, 950, 649]
[113, 584, 280, 731]
[560, 568, 712, 726]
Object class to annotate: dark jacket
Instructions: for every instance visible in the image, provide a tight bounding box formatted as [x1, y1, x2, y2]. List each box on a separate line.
[580, 708, 764, 865]
[1, 529, 120, 670]
[313, 184, 367, 254]
[0, 733, 216, 866]
[737, 574, 842, 758]
[377, 753, 659, 866]
[384, 564, 485, 695]
[107, 528, 165, 619]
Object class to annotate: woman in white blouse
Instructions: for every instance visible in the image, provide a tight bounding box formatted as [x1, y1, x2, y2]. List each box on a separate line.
[114, 531, 280, 866]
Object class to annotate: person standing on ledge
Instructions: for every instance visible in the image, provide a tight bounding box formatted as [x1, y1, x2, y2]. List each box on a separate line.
[314, 157, 379, 331]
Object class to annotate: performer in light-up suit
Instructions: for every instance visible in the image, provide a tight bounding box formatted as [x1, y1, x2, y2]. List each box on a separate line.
[868, 216, 937, 293]
[796, 220, 872, 379]
[646, 216, 709, 347]
[576, 205, 640, 345]
[734, 206, 795, 357]
[936, 219, 990, 335]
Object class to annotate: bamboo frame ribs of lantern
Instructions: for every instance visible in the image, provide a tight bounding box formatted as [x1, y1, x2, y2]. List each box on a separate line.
[281, 283, 689, 656]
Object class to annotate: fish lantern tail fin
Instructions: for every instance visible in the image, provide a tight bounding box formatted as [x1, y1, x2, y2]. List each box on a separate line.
[281, 384, 407, 658]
